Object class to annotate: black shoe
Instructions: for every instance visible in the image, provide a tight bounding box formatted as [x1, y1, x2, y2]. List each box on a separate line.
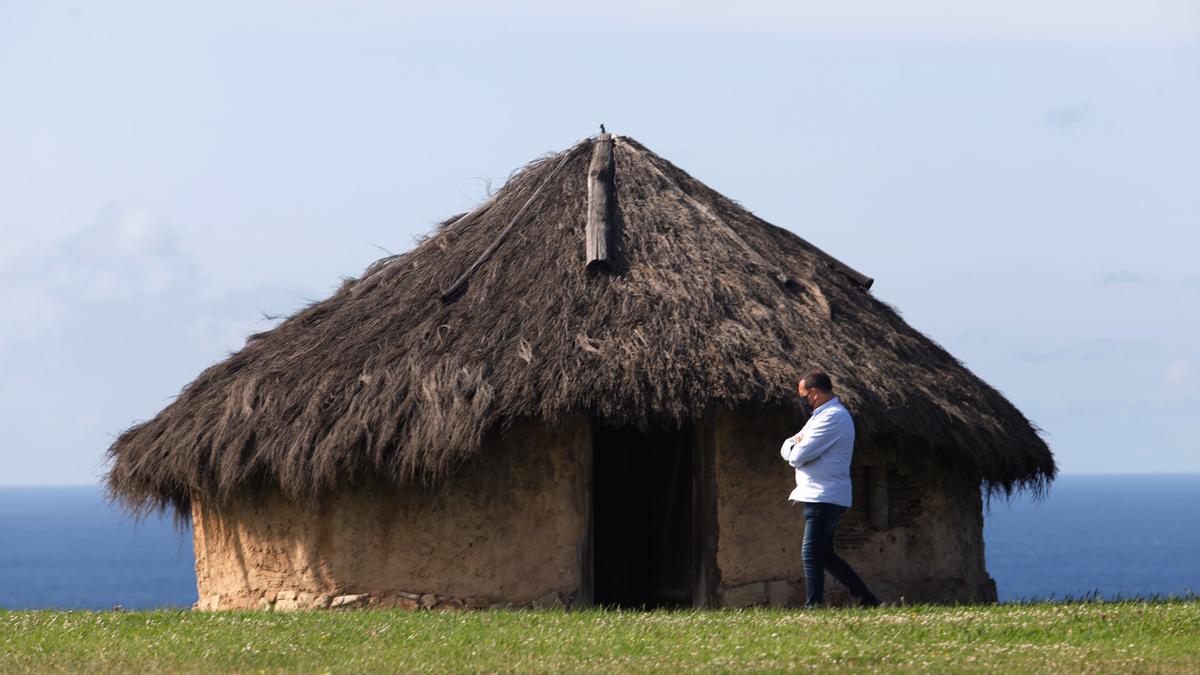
[858, 595, 882, 608]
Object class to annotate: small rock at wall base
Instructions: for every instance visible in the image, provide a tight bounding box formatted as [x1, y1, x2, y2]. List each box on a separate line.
[372, 595, 406, 610]
[330, 594, 370, 609]
[393, 597, 420, 610]
[465, 596, 492, 609]
[275, 599, 300, 612]
[437, 597, 466, 610]
[766, 580, 798, 607]
[194, 595, 221, 612]
[274, 590, 296, 602]
[532, 591, 563, 609]
[419, 594, 439, 609]
[720, 582, 768, 608]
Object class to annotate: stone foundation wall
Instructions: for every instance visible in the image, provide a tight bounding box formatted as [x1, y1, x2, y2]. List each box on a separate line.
[192, 418, 590, 611]
[195, 588, 570, 612]
[712, 407, 996, 607]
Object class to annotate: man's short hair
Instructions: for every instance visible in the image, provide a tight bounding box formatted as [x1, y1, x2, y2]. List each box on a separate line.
[802, 370, 833, 393]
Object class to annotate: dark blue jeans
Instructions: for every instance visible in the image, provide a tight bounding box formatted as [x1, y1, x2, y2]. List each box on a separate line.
[802, 502, 878, 606]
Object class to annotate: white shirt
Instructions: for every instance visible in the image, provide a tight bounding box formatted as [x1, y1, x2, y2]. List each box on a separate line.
[779, 396, 855, 507]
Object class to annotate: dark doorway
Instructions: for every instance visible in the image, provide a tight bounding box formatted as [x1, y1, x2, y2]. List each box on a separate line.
[592, 425, 694, 608]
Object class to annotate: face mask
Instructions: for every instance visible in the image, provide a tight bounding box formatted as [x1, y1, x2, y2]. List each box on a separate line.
[798, 393, 812, 413]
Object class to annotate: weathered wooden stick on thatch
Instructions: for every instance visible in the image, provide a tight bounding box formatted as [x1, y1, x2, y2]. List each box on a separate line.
[624, 141, 792, 287]
[441, 144, 584, 301]
[585, 133, 615, 271]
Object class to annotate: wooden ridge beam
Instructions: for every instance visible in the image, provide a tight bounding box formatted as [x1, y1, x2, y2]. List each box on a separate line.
[585, 133, 615, 271]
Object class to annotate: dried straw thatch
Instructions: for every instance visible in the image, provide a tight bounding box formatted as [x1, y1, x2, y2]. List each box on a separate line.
[105, 135, 1054, 515]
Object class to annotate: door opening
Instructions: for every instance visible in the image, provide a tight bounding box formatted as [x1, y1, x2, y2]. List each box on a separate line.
[592, 424, 694, 609]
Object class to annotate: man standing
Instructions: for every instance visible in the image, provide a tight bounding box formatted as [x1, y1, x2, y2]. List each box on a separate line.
[780, 370, 881, 608]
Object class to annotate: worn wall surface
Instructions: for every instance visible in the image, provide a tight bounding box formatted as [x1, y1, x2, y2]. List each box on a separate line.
[192, 418, 590, 611]
[713, 407, 996, 607]
[193, 407, 997, 611]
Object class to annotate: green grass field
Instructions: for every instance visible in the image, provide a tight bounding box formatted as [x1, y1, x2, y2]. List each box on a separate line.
[3, 600, 1198, 673]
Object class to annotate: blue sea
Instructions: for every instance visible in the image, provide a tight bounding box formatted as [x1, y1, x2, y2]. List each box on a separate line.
[0, 475, 1196, 609]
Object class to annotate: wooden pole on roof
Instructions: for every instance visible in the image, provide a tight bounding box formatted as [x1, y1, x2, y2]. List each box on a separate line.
[441, 143, 583, 301]
[585, 133, 615, 271]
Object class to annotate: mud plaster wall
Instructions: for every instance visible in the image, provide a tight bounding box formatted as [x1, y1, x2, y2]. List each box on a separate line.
[192, 418, 590, 610]
[713, 407, 995, 606]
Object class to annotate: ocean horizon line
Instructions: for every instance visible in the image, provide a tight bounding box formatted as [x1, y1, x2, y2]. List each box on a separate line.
[3, 471, 1199, 490]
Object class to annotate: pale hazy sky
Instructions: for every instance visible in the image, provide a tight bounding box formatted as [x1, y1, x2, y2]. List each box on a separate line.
[2, 1, 1198, 485]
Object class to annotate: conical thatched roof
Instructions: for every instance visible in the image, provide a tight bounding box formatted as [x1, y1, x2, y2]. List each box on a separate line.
[106, 135, 1054, 515]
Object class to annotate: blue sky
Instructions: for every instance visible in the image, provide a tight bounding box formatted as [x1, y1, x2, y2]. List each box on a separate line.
[1, 1, 1197, 484]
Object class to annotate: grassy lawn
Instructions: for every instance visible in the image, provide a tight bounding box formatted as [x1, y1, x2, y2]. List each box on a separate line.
[2, 600, 1198, 673]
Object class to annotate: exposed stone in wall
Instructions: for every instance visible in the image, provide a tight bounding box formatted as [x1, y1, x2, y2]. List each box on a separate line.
[532, 591, 565, 609]
[718, 579, 804, 608]
[719, 582, 767, 607]
[766, 579, 799, 606]
[193, 590, 574, 612]
[330, 594, 370, 609]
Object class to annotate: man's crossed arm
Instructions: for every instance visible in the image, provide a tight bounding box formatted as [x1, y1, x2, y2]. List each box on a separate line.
[780, 414, 843, 468]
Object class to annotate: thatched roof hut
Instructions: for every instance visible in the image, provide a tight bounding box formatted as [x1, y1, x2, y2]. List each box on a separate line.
[106, 134, 1053, 610]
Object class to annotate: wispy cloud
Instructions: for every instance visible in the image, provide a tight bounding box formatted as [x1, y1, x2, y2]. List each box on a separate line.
[0, 203, 307, 361]
[0, 204, 312, 484]
[54, 204, 198, 300]
[1, 204, 197, 347]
